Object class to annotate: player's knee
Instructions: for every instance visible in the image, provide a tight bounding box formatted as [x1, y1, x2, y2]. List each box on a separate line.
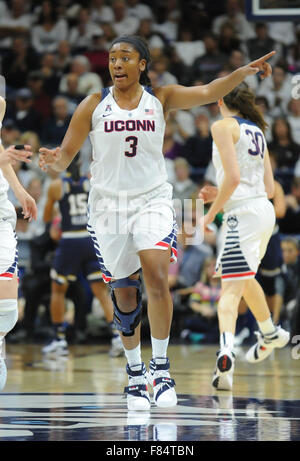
[109, 277, 143, 337]
[0, 299, 18, 334]
[145, 269, 169, 299]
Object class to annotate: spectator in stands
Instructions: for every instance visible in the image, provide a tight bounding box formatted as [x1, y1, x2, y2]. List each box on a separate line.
[212, 0, 255, 41]
[167, 109, 196, 145]
[177, 256, 220, 344]
[41, 96, 71, 147]
[1, 37, 37, 90]
[192, 32, 227, 83]
[60, 73, 85, 115]
[286, 30, 300, 73]
[278, 237, 300, 329]
[245, 22, 281, 65]
[174, 26, 205, 68]
[269, 118, 300, 173]
[59, 55, 103, 96]
[37, 53, 60, 97]
[8, 88, 42, 136]
[27, 70, 52, 122]
[225, 49, 258, 91]
[127, 0, 153, 21]
[84, 31, 109, 83]
[172, 157, 199, 221]
[163, 120, 184, 161]
[31, 0, 68, 54]
[183, 113, 212, 172]
[0, 0, 32, 50]
[268, 19, 296, 47]
[111, 0, 140, 37]
[69, 7, 103, 53]
[137, 18, 165, 53]
[278, 178, 300, 234]
[54, 40, 72, 76]
[89, 0, 114, 25]
[151, 55, 178, 86]
[257, 64, 293, 117]
[287, 98, 300, 143]
[218, 21, 241, 56]
[168, 221, 210, 291]
[152, 0, 181, 42]
[0, 119, 21, 149]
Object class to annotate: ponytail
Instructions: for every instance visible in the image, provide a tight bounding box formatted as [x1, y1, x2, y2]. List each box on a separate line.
[223, 84, 268, 133]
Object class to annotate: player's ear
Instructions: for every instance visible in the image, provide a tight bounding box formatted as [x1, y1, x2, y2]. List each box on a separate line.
[218, 99, 223, 107]
[139, 59, 146, 73]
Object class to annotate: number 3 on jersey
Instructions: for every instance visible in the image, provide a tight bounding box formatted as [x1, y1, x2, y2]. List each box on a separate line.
[125, 136, 138, 157]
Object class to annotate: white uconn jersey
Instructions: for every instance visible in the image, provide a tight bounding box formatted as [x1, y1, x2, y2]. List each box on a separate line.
[89, 86, 168, 196]
[213, 116, 267, 212]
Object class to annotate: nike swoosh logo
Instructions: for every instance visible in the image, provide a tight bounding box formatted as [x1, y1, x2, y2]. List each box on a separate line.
[103, 113, 112, 117]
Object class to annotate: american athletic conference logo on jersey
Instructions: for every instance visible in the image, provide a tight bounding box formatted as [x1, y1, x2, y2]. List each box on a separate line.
[227, 215, 238, 230]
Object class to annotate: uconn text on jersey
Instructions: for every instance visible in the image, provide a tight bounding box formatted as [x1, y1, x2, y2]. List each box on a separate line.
[104, 120, 155, 133]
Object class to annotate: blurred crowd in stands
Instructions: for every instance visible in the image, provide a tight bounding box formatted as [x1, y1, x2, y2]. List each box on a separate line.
[0, 0, 300, 346]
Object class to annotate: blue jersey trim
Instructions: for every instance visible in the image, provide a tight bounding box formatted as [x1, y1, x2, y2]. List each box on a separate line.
[232, 116, 258, 128]
[144, 85, 154, 96]
[100, 87, 110, 101]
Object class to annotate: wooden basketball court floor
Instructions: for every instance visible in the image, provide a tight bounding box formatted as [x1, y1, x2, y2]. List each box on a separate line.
[0, 342, 299, 442]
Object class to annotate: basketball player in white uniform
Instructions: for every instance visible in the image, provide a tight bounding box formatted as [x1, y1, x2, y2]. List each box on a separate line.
[0, 96, 37, 390]
[199, 84, 290, 391]
[39, 34, 275, 411]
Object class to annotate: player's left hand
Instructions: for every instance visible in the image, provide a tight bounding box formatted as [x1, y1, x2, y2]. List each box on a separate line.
[243, 51, 276, 79]
[18, 191, 37, 222]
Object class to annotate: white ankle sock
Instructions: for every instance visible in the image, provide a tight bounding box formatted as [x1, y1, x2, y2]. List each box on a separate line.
[124, 343, 142, 368]
[151, 336, 169, 358]
[258, 317, 276, 336]
[220, 332, 234, 350]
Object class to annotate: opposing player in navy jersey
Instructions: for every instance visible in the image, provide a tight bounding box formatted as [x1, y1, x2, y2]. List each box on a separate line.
[0, 96, 37, 390]
[39, 34, 275, 411]
[199, 84, 290, 391]
[42, 158, 123, 357]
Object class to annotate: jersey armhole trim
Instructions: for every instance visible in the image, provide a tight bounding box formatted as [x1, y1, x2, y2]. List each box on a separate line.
[100, 88, 110, 101]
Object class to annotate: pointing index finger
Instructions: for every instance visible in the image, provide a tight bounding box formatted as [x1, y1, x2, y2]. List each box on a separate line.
[251, 51, 276, 66]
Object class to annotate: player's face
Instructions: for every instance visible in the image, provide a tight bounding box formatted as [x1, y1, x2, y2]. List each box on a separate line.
[109, 42, 146, 89]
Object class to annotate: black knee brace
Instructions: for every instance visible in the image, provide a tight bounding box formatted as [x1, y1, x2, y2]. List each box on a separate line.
[109, 277, 142, 337]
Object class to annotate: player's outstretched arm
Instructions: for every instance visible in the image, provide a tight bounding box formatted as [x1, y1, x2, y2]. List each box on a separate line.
[159, 51, 276, 112]
[39, 94, 100, 173]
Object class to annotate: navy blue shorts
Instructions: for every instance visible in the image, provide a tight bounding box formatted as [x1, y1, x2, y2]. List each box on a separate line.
[256, 232, 283, 296]
[51, 237, 102, 285]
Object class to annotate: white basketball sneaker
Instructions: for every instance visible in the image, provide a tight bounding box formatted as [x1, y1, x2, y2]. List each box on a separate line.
[42, 338, 69, 355]
[246, 326, 290, 363]
[124, 362, 151, 411]
[212, 347, 235, 391]
[0, 359, 7, 391]
[147, 357, 177, 408]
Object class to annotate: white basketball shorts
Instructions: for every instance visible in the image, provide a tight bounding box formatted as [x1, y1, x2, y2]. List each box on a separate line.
[0, 220, 18, 281]
[215, 198, 276, 282]
[87, 182, 177, 282]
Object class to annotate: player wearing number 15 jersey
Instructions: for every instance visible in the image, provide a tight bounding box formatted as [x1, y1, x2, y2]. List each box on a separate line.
[199, 83, 290, 391]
